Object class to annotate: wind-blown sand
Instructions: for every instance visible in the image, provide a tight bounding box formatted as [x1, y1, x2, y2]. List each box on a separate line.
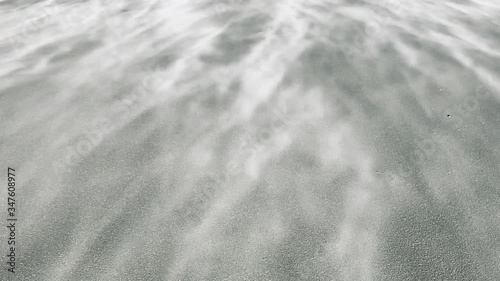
[1, 0, 499, 280]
